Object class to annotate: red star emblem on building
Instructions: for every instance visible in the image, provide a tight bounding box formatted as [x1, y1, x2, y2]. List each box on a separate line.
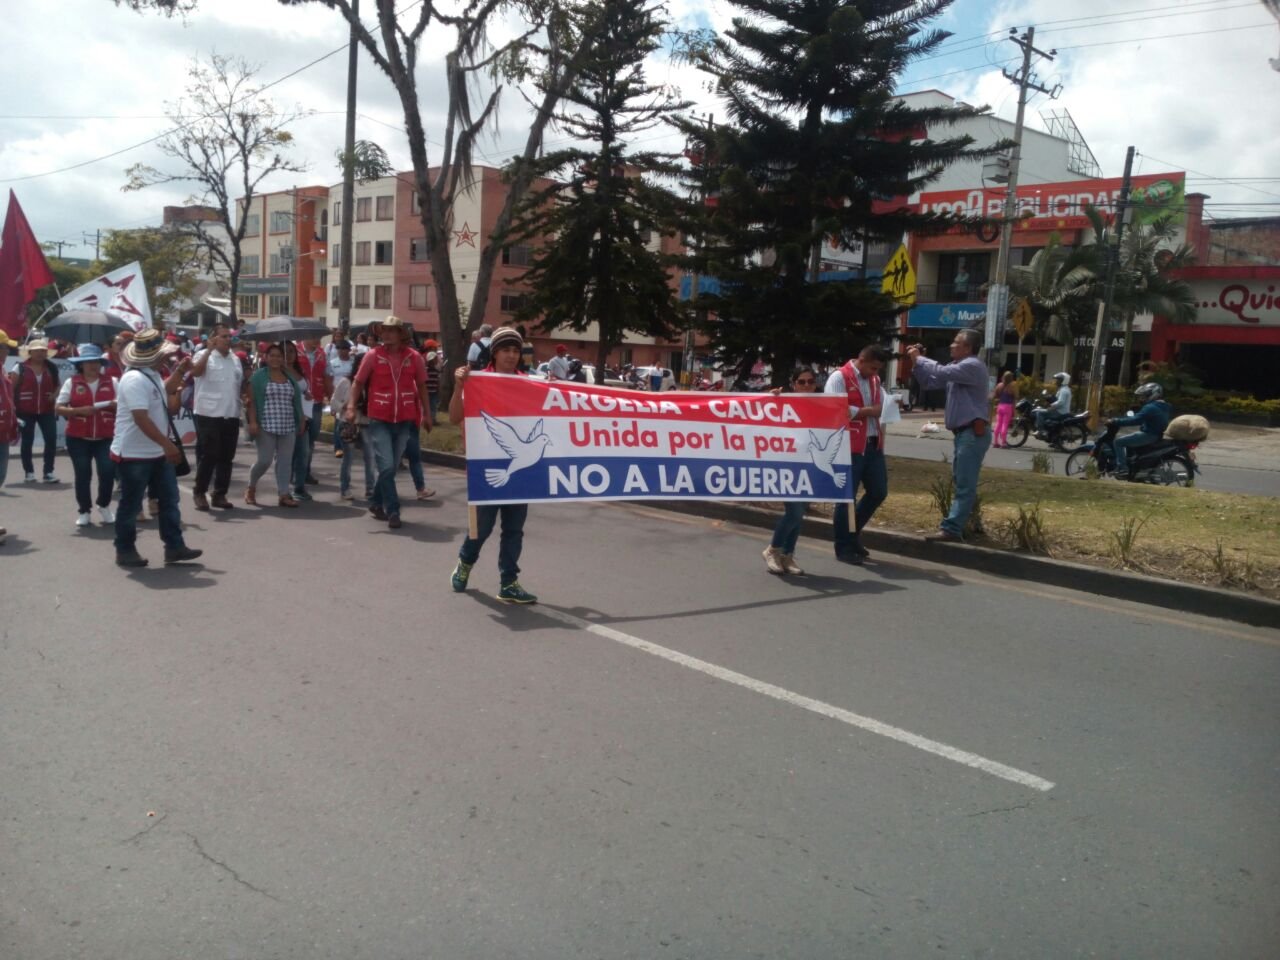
[453, 222, 478, 248]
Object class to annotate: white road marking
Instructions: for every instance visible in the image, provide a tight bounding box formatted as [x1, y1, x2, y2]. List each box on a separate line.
[537, 606, 1056, 793]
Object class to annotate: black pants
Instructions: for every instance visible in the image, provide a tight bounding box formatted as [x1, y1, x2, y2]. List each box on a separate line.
[193, 415, 240, 496]
[19, 412, 57, 476]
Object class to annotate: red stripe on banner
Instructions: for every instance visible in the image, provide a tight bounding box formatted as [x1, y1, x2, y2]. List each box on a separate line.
[463, 374, 847, 431]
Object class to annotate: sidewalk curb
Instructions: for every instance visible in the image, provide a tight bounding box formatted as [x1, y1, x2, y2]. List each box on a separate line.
[409, 446, 1278, 629]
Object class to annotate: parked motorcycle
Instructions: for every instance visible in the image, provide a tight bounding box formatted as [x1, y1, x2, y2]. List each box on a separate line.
[1064, 421, 1200, 486]
[1005, 395, 1091, 450]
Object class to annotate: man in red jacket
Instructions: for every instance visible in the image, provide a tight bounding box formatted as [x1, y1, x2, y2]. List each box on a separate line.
[824, 344, 890, 564]
[344, 316, 428, 530]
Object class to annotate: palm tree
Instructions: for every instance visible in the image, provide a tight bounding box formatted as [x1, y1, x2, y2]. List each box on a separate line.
[1008, 232, 1096, 377]
[1111, 216, 1196, 386]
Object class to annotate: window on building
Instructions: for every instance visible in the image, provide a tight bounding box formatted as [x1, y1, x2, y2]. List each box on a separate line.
[330, 243, 341, 268]
[267, 294, 290, 315]
[354, 285, 370, 308]
[269, 210, 291, 233]
[375, 195, 394, 220]
[318, 268, 327, 288]
[331, 286, 340, 308]
[410, 191, 421, 214]
[374, 240, 393, 265]
[374, 285, 392, 309]
[409, 237, 430, 262]
[356, 197, 372, 222]
[638, 225, 653, 246]
[319, 208, 328, 241]
[500, 293, 527, 313]
[241, 254, 260, 276]
[238, 294, 259, 317]
[355, 241, 371, 266]
[409, 284, 431, 310]
[502, 244, 532, 267]
[937, 252, 990, 302]
[242, 214, 260, 237]
[269, 252, 288, 275]
[333, 202, 341, 225]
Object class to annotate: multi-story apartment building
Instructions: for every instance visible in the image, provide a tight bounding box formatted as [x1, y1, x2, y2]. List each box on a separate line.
[236, 186, 329, 323]
[237, 165, 688, 371]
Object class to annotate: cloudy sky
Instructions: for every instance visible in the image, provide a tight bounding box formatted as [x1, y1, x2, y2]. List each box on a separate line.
[2, 0, 1277, 259]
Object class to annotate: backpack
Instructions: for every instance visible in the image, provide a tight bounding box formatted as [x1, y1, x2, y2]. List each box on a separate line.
[567, 358, 586, 383]
[469, 338, 491, 371]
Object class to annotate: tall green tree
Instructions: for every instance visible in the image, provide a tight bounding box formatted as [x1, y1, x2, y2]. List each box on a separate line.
[506, 0, 691, 377]
[1008, 233, 1096, 377]
[680, 0, 1002, 380]
[1111, 216, 1196, 386]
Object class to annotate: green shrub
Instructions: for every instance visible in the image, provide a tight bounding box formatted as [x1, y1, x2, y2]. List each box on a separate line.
[1003, 502, 1050, 555]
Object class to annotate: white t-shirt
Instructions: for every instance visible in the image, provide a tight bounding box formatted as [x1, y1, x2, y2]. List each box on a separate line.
[111, 368, 169, 460]
[191, 348, 244, 419]
[547, 355, 571, 380]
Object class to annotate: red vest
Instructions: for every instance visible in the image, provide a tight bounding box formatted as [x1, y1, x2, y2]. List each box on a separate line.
[64, 375, 116, 440]
[15, 363, 58, 415]
[363, 347, 424, 424]
[0, 375, 17, 443]
[305, 348, 328, 402]
[839, 361, 883, 456]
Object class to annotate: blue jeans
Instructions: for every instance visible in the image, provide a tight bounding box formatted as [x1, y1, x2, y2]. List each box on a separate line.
[366, 420, 415, 516]
[292, 402, 322, 492]
[942, 427, 992, 538]
[459, 504, 528, 585]
[19, 412, 57, 476]
[66, 436, 115, 514]
[114, 457, 186, 555]
[405, 429, 426, 491]
[770, 501, 806, 554]
[833, 438, 888, 554]
[1035, 409, 1064, 431]
[340, 428, 377, 496]
[1114, 432, 1156, 474]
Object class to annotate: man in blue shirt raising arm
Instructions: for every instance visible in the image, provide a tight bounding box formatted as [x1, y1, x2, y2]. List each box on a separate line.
[907, 329, 992, 542]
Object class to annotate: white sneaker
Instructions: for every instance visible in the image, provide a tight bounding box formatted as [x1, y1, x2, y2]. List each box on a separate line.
[76, 512, 92, 527]
[99, 505, 116, 524]
[762, 545, 785, 575]
[43, 473, 59, 484]
[781, 553, 805, 576]
[24, 472, 36, 483]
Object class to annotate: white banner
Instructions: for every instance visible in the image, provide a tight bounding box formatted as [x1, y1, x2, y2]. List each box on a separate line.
[58, 261, 152, 331]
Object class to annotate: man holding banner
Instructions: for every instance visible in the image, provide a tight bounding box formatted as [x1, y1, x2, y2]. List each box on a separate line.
[449, 326, 538, 605]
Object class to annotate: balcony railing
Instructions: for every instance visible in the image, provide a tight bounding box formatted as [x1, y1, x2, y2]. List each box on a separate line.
[914, 283, 986, 304]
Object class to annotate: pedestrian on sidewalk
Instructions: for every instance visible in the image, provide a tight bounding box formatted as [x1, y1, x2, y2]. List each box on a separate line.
[12, 338, 60, 483]
[245, 344, 307, 508]
[189, 324, 245, 512]
[284, 342, 318, 502]
[55, 344, 117, 528]
[825, 345, 890, 564]
[907, 330, 991, 542]
[992, 371, 1017, 448]
[328, 339, 354, 457]
[110, 329, 202, 568]
[762, 367, 820, 575]
[345, 316, 429, 530]
[449, 326, 537, 604]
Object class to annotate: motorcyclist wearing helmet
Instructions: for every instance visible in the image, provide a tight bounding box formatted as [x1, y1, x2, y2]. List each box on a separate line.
[1034, 372, 1073, 435]
[1109, 381, 1174, 476]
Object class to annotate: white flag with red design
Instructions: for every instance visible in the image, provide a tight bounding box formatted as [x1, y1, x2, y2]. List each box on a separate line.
[57, 260, 152, 331]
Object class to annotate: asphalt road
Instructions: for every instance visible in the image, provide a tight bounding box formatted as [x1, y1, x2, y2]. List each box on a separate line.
[3, 459, 1279, 959]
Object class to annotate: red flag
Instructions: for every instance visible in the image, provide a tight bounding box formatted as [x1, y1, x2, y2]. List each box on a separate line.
[0, 190, 56, 339]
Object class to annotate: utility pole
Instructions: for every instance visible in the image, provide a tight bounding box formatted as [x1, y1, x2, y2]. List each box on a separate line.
[338, 0, 358, 336]
[1086, 146, 1135, 430]
[83, 229, 101, 261]
[985, 27, 1058, 379]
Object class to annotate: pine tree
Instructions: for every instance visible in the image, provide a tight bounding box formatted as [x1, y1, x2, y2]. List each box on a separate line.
[683, 0, 1003, 380]
[506, 0, 691, 379]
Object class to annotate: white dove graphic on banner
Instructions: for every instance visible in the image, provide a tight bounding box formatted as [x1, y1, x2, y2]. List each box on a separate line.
[57, 261, 152, 331]
[483, 412, 551, 487]
[807, 427, 848, 488]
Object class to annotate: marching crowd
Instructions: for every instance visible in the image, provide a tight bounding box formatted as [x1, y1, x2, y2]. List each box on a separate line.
[1, 318, 1000, 602]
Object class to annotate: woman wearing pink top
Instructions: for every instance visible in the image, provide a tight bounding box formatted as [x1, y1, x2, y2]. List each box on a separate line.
[992, 371, 1017, 448]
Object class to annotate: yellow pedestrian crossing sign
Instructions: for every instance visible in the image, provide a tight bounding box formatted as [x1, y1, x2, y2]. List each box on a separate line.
[881, 245, 916, 304]
[1012, 297, 1035, 339]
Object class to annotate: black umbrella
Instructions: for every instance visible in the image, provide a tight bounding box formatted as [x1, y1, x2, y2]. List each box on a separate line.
[239, 316, 332, 343]
[41, 309, 132, 346]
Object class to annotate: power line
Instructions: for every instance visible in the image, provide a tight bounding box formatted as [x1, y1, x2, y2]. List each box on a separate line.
[1053, 21, 1272, 52]
[1139, 151, 1280, 200]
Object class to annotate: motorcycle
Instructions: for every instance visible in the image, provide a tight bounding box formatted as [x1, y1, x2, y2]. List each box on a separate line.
[1005, 395, 1091, 450]
[1064, 421, 1200, 486]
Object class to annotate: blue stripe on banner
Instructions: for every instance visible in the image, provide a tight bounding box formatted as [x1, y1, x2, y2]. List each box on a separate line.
[466, 455, 853, 504]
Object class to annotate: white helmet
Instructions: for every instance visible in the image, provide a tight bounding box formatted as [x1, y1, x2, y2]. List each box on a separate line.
[1134, 381, 1163, 401]
[1052, 372, 1070, 386]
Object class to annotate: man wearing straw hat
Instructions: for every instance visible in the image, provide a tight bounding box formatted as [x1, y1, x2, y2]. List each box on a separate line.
[110, 329, 202, 568]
